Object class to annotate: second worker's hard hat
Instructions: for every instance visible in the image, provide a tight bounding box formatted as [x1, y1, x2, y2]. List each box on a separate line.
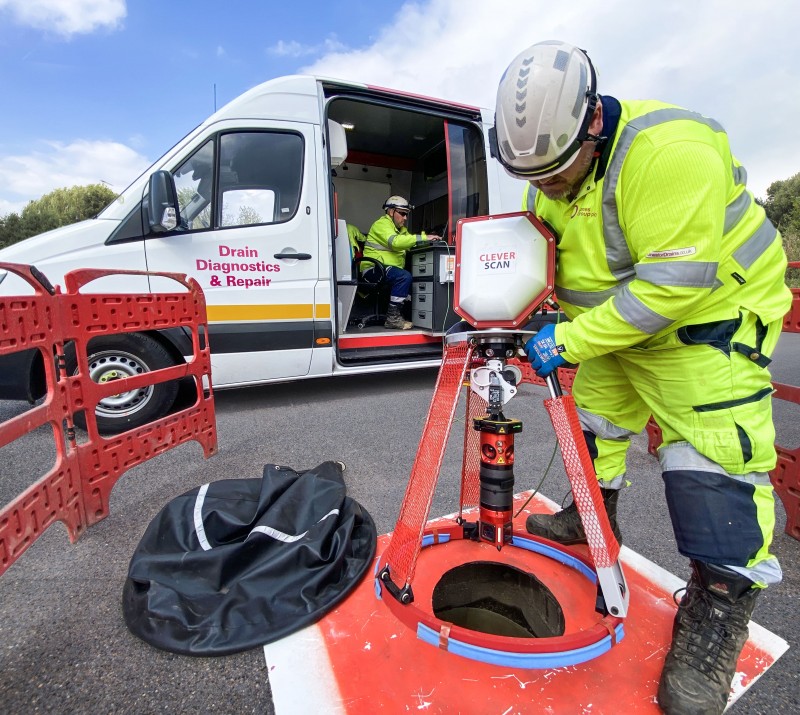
[494, 40, 598, 180]
[383, 195, 413, 211]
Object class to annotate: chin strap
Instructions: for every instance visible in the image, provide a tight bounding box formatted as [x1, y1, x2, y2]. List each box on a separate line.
[587, 133, 607, 160]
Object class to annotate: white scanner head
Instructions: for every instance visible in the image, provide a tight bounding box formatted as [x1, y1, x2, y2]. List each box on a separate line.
[454, 212, 555, 328]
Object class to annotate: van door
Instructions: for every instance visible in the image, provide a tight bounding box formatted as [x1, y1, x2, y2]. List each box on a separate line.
[144, 120, 320, 386]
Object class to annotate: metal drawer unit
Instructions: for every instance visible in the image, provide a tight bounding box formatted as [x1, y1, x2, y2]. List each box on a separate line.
[409, 244, 460, 332]
[411, 279, 433, 329]
[411, 251, 435, 279]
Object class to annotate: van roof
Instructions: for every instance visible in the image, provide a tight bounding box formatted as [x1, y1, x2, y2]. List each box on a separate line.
[207, 74, 484, 127]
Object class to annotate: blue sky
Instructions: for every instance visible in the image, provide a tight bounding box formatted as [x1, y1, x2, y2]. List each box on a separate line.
[1, 0, 798, 215]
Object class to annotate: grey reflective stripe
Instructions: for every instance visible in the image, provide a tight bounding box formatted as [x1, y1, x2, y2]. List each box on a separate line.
[387, 233, 399, 249]
[577, 407, 637, 440]
[729, 558, 782, 587]
[193, 483, 212, 551]
[660, 443, 775, 486]
[733, 164, 747, 186]
[364, 240, 392, 252]
[726, 471, 774, 487]
[635, 261, 718, 288]
[733, 217, 777, 269]
[554, 283, 623, 308]
[247, 508, 340, 544]
[602, 107, 726, 281]
[598, 475, 627, 490]
[615, 284, 673, 334]
[526, 185, 537, 212]
[724, 191, 751, 233]
[659, 442, 728, 474]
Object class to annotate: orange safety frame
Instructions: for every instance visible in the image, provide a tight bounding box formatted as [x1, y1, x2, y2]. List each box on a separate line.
[375, 337, 625, 666]
[0, 262, 217, 576]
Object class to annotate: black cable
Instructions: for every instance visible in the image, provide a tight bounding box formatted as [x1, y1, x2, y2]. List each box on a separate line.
[514, 438, 559, 518]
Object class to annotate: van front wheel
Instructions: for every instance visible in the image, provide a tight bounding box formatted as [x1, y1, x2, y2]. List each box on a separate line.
[66, 333, 180, 434]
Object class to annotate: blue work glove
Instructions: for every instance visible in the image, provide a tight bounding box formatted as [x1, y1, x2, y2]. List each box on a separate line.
[524, 323, 566, 377]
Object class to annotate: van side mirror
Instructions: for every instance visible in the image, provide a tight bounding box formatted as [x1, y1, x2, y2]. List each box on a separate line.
[147, 170, 181, 233]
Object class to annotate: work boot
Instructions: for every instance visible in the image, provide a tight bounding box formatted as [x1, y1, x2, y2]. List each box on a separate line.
[525, 487, 622, 545]
[657, 561, 760, 715]
[384, 303, 412, 330]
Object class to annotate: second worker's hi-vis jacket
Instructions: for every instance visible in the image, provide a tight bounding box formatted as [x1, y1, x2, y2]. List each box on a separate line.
[525, 97, 792, 364]
[362, 213, 429, 271]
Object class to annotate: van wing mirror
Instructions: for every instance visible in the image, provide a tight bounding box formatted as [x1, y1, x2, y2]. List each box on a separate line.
[147, 170, 181, 233]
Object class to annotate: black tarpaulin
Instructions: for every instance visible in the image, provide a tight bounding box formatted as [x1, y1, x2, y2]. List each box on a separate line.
[122, 461, 377, 656]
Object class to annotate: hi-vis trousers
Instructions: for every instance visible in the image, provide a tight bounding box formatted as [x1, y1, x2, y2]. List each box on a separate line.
[572, 310, 783, 586]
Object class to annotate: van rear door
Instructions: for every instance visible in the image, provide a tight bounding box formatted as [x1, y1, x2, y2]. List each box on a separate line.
[144, 120, 320, 386]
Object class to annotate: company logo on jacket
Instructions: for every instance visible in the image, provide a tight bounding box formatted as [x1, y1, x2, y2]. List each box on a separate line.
[570, 205, 598, 219]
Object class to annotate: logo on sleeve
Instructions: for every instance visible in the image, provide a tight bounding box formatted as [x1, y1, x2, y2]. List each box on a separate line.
[645, 247, 697, 259]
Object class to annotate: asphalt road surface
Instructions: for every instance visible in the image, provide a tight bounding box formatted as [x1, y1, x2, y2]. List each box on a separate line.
[1, 334, 798, 714]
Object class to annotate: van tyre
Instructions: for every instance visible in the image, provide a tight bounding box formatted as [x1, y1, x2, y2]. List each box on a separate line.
[65, 333, 179, 434]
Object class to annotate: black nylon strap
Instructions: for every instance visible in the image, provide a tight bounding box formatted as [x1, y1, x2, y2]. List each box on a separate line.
[731, 341, 772, 368]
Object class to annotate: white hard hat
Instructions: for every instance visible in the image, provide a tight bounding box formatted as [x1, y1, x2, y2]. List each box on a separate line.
[383, 195, 413, 211]
[494, 41, 598, 180]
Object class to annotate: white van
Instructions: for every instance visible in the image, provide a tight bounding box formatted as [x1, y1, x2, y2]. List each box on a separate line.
[0, 74, 526, 432]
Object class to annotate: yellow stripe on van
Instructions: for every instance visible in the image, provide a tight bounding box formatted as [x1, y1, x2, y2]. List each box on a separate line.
[207, 304, 331, 322]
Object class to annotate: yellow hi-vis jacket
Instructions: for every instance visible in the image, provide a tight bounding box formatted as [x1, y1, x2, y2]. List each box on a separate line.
[346, 224, 365, 258]
[362, 213, 428, 271]
[525, 99, 792, 364]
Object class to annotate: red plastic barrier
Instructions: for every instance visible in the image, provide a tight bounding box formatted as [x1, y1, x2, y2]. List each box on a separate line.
[769, 382, 800, 540]
[783, 261, 800, 332]
[0, 263, 217, 576]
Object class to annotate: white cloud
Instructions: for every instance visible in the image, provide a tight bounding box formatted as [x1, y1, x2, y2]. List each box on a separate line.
[0, 139, 150, 214]
[301, 0, 799, 199]
[0, 0, 125, 36]
[268, 34, 347, 59]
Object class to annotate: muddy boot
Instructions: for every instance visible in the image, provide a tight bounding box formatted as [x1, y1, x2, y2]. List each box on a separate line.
[525, 487, 622, 545]
[384, 303, 412, 330]
[657, 561, 760, 715]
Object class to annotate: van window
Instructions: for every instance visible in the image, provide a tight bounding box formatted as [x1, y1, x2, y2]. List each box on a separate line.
[220, 189, 276, 227]
[218, 132, 303, 226]
[174, 140, 214, 229]
[171, 131, 304, 232]
[446, 122, 489, 227]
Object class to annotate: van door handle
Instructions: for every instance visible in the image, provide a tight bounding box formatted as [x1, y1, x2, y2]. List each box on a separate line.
[274, 252, 312, 260]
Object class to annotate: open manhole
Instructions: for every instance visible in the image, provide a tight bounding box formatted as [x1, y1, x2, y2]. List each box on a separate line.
[432, 561, 565, 638]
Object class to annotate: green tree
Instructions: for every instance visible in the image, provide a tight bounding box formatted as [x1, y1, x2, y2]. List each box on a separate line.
[0, 183, 118, 248]
[0, 211, 24, 248]
[762, 172, 800, 287]
[762, 172, 800, 236]
[238, 205, 262, 225]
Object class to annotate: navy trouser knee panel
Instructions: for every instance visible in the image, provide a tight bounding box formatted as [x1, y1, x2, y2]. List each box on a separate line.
[385, 266, 412, 299]
[662, 469, 762, 566]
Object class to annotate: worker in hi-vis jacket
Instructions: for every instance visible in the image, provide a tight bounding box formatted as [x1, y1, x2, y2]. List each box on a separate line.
[493, 40, 791, 715]
[361, 196, 439, 330]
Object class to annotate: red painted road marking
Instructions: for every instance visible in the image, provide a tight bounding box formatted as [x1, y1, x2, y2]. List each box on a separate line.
[265, 492, 788, 714]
